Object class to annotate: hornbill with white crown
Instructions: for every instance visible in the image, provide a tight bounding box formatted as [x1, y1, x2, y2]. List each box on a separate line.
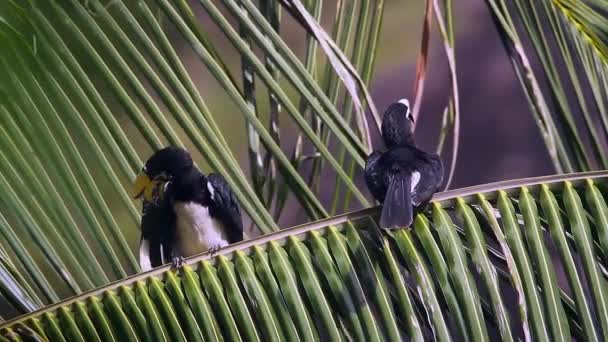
[364, 99, 444, 229]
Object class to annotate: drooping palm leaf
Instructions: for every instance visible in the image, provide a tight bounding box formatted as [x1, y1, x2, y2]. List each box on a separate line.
[486, 0, 608, 173]
[409, 0, 460, 191]
[2, 173, 608, 339]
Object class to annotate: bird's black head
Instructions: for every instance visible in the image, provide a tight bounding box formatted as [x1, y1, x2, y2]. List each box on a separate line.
[143, 146, 193, 178]
[381, 99, 415, 148]
[132, 146, 194, 201]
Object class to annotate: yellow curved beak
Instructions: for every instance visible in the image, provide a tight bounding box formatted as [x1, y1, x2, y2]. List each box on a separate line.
[132, 173, 154, 201]
[133, 172, 168, 202]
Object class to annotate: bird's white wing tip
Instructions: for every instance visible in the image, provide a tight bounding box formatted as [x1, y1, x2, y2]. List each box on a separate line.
[139, 238, 152, 272]
[410, 171, 421, 192]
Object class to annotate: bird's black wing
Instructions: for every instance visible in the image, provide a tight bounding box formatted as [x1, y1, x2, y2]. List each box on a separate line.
[139, 197, 175, 271]
[207, 173, 243, 244]
[364, 151, 387, 202]
[411, 152, 444, 207]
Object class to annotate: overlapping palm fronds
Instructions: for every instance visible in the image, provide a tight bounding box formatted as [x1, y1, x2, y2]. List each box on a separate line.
[486, 0, 608, 173]
[0, 0, 387, 320]
[3, 173, 608, 340]
[3, 0, 607, 338]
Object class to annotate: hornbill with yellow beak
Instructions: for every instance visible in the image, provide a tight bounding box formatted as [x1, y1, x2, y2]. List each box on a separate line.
[132, 147, 243, 271]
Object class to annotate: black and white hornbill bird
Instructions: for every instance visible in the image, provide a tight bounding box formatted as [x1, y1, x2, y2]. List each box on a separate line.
[364, 99, 444, 229]
[132, 147, 243, 271]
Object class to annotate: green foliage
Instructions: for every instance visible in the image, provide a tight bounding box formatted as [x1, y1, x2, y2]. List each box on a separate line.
[2, 0, 608, 338]
[0, 0, 384, 320]
[2, 173, 608, 340]
[486, 0, 608, 173]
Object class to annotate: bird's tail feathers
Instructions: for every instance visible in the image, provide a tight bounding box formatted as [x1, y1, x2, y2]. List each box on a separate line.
[380, 172, 413, 229]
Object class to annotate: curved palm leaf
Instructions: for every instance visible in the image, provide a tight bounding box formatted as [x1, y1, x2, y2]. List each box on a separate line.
[2, 172, 608, 340]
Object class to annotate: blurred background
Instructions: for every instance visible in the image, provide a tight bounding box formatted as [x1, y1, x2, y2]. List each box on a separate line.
[160, 0, 555, 231]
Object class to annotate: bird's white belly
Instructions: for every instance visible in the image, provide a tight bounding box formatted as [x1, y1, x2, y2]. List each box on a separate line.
[173, 201, 229, 257]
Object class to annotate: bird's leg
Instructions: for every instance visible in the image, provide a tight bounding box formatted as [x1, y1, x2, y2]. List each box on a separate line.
[207, 244, 222, 257]
[414, 199, 432, 214]
[171, 255, 186, 269]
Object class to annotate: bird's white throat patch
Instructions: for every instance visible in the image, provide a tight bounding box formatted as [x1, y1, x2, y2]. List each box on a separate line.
[173, 201, 229, 257]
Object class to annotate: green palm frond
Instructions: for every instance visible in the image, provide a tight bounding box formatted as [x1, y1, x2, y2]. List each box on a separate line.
[2, 172, 608, 340]
[4, 0, 608, 338]
[0, 0, 384, 320]
[486, 0, 608, 173]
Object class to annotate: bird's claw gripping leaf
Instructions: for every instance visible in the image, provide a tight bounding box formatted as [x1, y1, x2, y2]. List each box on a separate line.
[171, 256, 186, 270]
[208, 244, 222, 256]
